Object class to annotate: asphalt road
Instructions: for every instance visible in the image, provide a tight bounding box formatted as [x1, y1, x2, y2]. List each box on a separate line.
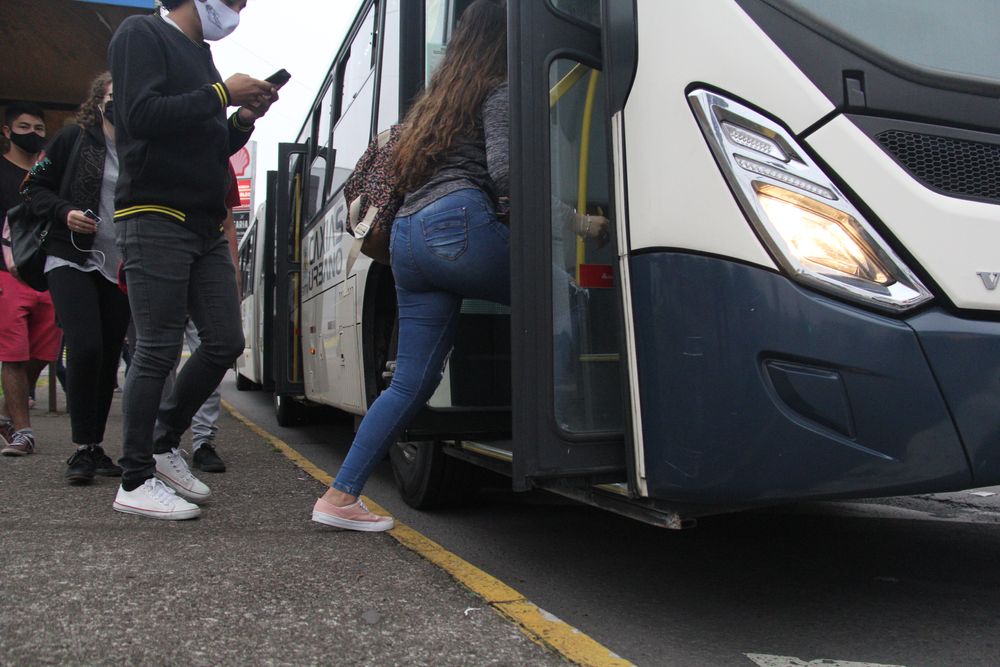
[221, 377, 1000, 667]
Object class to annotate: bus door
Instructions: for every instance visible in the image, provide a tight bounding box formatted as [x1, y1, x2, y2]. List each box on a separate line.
[509, 1, 630, 490]
[259, 170, 278, 392]
[273, 143, 309, 406]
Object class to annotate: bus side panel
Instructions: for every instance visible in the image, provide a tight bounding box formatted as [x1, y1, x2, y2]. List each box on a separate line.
[301, 292, 331, 403]
[329, 275, 363, 410]
[300, 200, 368, 414]
[630, 251, 971, 505]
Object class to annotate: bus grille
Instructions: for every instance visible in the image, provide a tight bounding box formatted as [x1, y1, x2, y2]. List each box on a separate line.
[876, 130, 1000, 204]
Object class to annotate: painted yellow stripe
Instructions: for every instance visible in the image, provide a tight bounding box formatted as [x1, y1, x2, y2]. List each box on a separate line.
[220, 399, 634, 667]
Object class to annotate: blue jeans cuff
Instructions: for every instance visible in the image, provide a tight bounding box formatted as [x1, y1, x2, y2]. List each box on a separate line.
[331, 480, 359, 497]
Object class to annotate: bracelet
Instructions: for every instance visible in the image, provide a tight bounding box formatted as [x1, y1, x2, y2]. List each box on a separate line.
[585, 215, 592, 237]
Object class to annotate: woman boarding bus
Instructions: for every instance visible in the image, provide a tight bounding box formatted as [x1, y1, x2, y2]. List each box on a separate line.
[251, 0, 1000, 528]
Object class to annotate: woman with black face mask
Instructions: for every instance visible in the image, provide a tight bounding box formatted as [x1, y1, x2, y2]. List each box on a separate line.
[20, 71, 132, 484]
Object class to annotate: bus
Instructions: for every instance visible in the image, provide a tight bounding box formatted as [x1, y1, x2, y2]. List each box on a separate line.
[235, 200, 271, 392]
[239, 0, 1000, 528]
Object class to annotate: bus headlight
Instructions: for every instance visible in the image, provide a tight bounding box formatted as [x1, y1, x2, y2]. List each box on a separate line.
[756, 184, 891, 285]
[689, 89, 932, 312]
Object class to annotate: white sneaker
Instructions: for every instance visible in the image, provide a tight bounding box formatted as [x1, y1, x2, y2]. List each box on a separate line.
[113, 478, 201, 520]
[154, 448, 211, 502]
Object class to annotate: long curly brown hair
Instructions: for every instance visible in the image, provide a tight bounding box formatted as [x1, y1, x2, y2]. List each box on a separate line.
[76, 71, 112, 128]
[393, 0, 507, 193]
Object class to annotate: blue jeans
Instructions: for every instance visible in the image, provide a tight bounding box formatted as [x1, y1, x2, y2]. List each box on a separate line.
[117, 216, 243, 487]
[332, 188, 510, 496]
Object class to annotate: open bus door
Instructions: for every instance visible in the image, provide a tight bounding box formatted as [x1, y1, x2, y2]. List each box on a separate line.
[272, 142, 309, 425]
[259, 170, 279, 393]
[509, 1, 632, 493]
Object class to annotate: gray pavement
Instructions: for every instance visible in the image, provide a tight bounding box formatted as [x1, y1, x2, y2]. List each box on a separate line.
[0, 379, 565, 666]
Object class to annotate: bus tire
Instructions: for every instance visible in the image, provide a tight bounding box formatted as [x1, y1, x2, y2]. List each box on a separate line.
[235, 372, 255, 391]
[390, 440, 480, 509]
[274, 393, 302, 427]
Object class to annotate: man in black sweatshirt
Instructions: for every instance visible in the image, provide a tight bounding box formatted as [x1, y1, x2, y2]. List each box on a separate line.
[109, 0, 276, 520]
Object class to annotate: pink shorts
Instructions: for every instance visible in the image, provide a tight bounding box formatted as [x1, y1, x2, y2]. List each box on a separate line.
[0, 271, 62, 362]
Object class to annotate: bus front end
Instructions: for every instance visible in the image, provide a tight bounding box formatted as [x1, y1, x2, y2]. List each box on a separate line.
[623, 0, 1000, 505]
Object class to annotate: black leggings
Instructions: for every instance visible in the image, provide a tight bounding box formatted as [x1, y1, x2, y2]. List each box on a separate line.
[47, 267, 131, 445]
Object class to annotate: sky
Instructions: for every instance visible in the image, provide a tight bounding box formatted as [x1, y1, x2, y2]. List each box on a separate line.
[210, 0, 362, 207]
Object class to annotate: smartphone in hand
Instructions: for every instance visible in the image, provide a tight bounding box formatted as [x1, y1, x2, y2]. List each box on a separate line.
[265, 69, 292, 89]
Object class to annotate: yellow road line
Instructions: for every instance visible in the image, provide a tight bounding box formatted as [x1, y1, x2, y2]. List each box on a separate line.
[221, 400, 634, 667]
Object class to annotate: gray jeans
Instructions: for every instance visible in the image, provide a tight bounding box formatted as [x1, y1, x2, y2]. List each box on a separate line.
[117, 216, 242, 486]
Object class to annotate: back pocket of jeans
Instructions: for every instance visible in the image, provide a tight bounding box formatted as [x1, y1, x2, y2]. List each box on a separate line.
[421, 207, 468, 260]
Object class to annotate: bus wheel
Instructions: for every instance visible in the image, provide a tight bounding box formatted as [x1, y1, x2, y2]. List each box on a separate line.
[390, 440, 480, 509]
[274, 393, 302, 427]
[235, 373, 255, 391]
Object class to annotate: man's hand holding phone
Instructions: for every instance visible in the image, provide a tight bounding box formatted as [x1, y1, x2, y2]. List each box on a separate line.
[224, 73, 275, 108]
[264, 69, 292, 88]
[236, 69, 289, 125]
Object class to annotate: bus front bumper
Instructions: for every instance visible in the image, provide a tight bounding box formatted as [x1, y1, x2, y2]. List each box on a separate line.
[629, 252, 998, 504]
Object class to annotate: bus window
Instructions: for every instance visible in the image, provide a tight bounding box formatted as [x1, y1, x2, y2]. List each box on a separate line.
[340, 8, 375, 109]
[239, 228, 256, 300]
[548, 0, 600, 28]
[424, 0, 452, 79]
[331, 8, 376, 194]
[548, 59, 623, 434]
[376, 0, 400, 133]
[307, 83, 334, 219]
[424, 0, 477, 80]
[785, 0, 1000, 80]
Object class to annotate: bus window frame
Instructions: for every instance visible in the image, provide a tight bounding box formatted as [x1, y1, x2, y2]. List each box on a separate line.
[306, 78, 336, 220]
[327, 2, 379, 203]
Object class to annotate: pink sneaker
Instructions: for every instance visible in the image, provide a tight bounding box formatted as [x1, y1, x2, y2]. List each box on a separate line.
[1, 430, 35, 457]
[312, 496, 394, 532]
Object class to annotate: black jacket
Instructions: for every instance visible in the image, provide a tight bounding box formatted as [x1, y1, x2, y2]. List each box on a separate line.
[108, 13, 253, 235]
[20, 124, 106, 266]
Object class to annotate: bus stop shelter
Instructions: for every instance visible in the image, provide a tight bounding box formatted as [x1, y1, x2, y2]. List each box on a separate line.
[0, 0, 156, 411]
[1, 0, 156, 131]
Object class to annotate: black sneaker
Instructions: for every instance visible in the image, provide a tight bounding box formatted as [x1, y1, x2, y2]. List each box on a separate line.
[92, 445, 123, 477]
[65, 448, 96, 484]
[192, 443, 226, 473]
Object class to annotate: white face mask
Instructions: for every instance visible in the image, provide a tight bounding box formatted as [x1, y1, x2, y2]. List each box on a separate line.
[194, 0, 240, 41]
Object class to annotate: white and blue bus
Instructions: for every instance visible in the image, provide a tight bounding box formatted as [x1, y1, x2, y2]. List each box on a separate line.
[236, 0, 1000, 527]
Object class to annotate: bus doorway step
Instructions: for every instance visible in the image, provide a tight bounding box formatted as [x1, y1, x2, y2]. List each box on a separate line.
[535, 478, 699, 530]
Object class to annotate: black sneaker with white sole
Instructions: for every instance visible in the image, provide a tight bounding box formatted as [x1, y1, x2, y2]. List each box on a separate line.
[192, 443, 226, 473]
[65, 447, 96, 484]
[92, 445, 123, 476]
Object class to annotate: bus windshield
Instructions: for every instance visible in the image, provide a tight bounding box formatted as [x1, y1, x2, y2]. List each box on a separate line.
[784, 0, 1000, 82]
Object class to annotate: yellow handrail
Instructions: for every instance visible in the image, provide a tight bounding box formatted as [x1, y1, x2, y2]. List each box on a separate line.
[549, 63, 589, 108]
[575, 69, 600, 283]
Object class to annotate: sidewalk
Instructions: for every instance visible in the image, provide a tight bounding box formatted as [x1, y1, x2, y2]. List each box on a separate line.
[0, 381, 564, 665]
